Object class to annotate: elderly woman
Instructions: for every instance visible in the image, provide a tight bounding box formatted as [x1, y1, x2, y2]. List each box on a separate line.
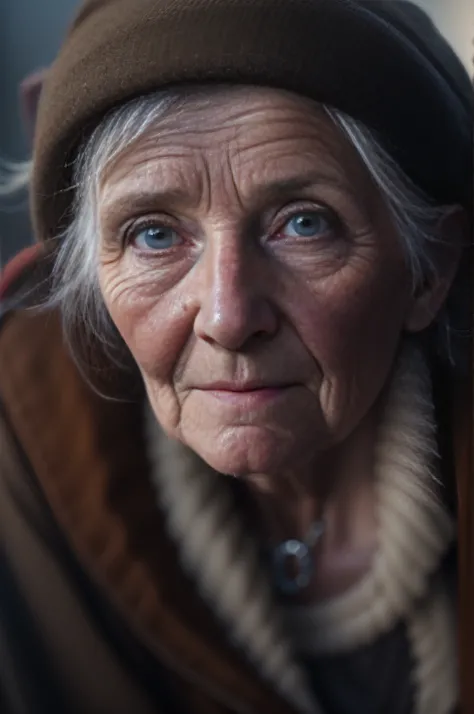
[0, 1, 472, 713]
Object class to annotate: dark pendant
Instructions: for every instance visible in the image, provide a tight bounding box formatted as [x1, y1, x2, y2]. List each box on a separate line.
[272, 539, 313, 596]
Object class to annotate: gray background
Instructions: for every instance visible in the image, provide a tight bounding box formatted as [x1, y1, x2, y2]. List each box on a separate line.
[0, 0, 472, 266]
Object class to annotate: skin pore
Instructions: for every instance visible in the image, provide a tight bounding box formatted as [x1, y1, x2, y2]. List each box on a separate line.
[97, 86, 457, 603]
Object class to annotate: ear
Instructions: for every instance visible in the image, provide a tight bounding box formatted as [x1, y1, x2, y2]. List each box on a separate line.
[404, 205, 467, 333]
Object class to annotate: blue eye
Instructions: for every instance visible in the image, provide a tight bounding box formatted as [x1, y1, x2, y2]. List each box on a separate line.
[132, 224, 179, 250]
[282, 211, 330, 238]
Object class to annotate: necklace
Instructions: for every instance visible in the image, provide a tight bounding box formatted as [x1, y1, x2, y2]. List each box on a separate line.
[272, 520, 325, 596]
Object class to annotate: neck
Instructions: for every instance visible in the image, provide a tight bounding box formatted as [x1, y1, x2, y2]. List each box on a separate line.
[244, 400, 381, 603]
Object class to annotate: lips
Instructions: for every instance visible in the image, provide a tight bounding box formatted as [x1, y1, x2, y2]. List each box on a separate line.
[191, 381, 297, 408]
[196, 380, 292, 392]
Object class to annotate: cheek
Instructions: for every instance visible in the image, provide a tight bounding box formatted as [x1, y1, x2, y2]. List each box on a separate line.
[98, 259, 193, 378]
[319, 273, 408, 359]
[290, 258, 411, 419]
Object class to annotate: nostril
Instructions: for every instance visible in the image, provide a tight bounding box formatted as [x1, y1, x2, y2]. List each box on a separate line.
[254, 328, 274, 341]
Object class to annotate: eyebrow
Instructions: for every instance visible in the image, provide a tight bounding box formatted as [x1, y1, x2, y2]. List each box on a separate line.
[100, 186, 191, 218]
[100, 170, 354, 219]
[252, 172, 353, 203]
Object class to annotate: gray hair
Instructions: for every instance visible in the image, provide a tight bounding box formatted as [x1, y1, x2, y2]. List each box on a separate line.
[0, 159, 33, 198]
[2, 86, 466, 367]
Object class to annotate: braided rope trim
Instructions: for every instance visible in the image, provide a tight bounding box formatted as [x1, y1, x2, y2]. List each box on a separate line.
[408, 579, 457, 714]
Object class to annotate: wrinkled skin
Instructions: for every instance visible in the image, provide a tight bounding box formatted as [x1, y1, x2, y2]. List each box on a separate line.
[97, 87, 459, 592]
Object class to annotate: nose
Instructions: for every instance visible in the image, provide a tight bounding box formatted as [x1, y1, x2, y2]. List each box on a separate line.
[193, 235, 278, 351]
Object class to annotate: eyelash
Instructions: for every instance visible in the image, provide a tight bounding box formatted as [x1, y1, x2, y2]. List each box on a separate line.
[270, 202, 344, 239]
[122, 217, 183, 248]
[122, 202, 345, 251]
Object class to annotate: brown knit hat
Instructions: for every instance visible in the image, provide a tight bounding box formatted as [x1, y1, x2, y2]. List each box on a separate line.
[32, 0, 473, 242]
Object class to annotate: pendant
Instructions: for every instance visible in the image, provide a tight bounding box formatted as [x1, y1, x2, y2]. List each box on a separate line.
[272, 539, 313, 596]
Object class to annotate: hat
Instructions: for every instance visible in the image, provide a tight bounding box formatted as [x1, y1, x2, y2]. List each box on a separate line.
[19, 67, 47, 144]
[32, 0, 473, 242]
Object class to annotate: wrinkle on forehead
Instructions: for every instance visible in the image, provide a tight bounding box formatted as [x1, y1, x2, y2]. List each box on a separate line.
[99, 86, 376, 218]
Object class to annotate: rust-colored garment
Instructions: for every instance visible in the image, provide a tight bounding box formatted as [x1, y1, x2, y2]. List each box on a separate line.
[0, 253, 302, 714]
[0, 250, 471, 713]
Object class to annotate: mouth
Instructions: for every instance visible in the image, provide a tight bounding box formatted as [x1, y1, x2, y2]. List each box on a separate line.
[195, 382, 297, 406]
[198, 380, 294, 392]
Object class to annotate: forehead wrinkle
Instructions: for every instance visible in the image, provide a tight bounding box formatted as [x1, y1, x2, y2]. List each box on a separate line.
[232, 148, 356, 208]
[101, 95, 372, 220]
[102, 92, 341, 194]
[103, 130, 245, 217]
[150, 89, 323, 136]
[103, 135, 193, 186]
[103, 120, 240, 190]
[217, 120, 354, 214]
[235, 122, 351, 171]
[235, 125, 377, 211]
[100, 150, 207, 214]
[109, 91, 328, 167]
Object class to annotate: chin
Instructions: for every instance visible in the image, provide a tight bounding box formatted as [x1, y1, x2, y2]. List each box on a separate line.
[184, 424, 302, 477]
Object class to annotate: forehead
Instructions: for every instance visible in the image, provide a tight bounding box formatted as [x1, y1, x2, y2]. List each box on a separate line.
[100, 86, 374, 203]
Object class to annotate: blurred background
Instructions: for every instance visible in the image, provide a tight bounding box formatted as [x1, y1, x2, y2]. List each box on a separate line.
[0, 0, 472, 266]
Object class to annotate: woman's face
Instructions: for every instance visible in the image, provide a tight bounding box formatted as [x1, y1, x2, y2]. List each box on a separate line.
[97, 87, 431, 477]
